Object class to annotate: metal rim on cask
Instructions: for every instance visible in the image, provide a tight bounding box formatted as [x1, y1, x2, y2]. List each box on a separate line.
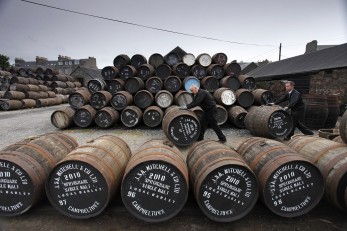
[51, 106, 76, 129]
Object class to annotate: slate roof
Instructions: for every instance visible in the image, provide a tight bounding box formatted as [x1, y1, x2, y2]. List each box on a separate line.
[248, 43, 347, 81]
[70, 66, 102, 79]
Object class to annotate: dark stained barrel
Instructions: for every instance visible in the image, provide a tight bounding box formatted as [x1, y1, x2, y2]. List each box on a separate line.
[201, 76, 219, 92]
[121, 106, 143, 127]
[119, 65, 137, 81]
[174, 90, 193, 106]
[340, 111, 347, 144]
[173, 62, 190, 79]
[107, 78, 124, 95]
[21, 99, 36, 109]
[101, 66, 119, 80]
[90, 91, 112, 109]
[213, 88, 236, 106]
[111, 91, 133, 110]
[0, 132, 78, 216]
[124, 77, 145, 94]
[196, 53, 212, 67]
[68, 90, 91, 110]
[286, 136, 347, 212]
[52, 75, 72, 82]
[46, 135, 131, 219]
[191, 65, 207, 80]
[10, 76, 30, 85]
[113, 54, 131, 69]
[51, 81, 68, 89]
[145, 76, 163, 93]
[155, 90, 173, 109]
[238, 75, 256, 90]
[4, 91, 26, 100]
[95, 107, 119, 128]
[9, 84, 30, 92]
[207, 64, 225, 79]
[182, 53, 196, 66]
[162, 107, 200, 146]
[137, 64, 155, 81]
[219, 75, 240, 91]
[187, 140, 258, 222]
[302, 94, 328, 130]
[156, 64, 172, 80]
[224, 62, 241, 77]
[0, 99, 22, 111]
[43, 75, 53, 81]
[215, 105, 228, 125]
[235, 89, 254, 108]
[131, 54, 147, 69]
[324, 95, 340, 128]
[212, 53, 228, 66]
[74, 105, 97, 128]
[51, 106, 76, 129]
[244, 106, 293, 138]
[87, 79, 107, 94]
[252, 89, 274, 105]
[164, 76, 182, 93]
[149, 53, 164, 68]
[190, 106, 204, 121]
[134, 90, 154, 109]
[121, 139, 188, 222]
[228, 105, 247, 128]
[143, 106, 164, 127]
[164, 52, 181, 66]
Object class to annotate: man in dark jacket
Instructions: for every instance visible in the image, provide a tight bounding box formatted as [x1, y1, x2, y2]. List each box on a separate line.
[180, 84, 227, 143]
[271, 81, 314, 140]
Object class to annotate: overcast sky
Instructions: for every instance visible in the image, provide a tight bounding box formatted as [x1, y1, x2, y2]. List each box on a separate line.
[0, 0, 346, 69]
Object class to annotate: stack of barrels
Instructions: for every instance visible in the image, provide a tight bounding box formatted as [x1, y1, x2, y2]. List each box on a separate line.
[0, 67, 83, 111]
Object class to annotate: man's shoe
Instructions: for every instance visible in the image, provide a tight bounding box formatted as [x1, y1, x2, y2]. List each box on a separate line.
[197, 137, 204, 141]
[283, 136, 291, 141]
[219, 139, 227, 143]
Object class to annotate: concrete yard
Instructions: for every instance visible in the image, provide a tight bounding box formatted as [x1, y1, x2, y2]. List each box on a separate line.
[0, 105, 346, 231]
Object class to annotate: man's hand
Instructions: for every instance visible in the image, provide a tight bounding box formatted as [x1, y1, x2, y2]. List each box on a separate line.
[283, 106, 289, 111]
[179, 105, 187, 110]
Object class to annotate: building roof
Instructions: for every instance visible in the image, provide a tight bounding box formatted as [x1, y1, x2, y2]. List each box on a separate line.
[70, 66, 102, 79]
[248, 43, 347, 81]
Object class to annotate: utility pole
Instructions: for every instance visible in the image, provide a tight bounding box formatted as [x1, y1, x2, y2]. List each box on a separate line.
[279, 43, 282, 60]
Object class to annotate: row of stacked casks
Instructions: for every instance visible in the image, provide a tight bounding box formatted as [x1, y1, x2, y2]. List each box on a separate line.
[0, 69, 83, 110]
[0, 132, 346, 222]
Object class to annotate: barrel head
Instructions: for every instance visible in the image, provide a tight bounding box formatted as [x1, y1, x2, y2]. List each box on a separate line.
[111, 94, 128, 110]
[215, 106, 228, 126]
[107, 80, 124, 95]
[146, 77, 163, 93]
[156, 64, 172, 80]
[220, 90, 236, 106]
[90, 92, 107, 110]
[121, 107, 142, 127]
[184, 77, 200, 93]
[267, 110, 293, 138]
[155, 92, 173, 109]
[191, 66, 207, 80]
[74, 108, 94, 128]
[209, 65, 225, 80]
[164, 77, 182, 93]
[95, 110, 114, 128]
[143, 109, 163, 127]
[174, 63, 190, 79]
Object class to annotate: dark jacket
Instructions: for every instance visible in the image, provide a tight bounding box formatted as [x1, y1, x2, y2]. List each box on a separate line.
[274, 89, 305, 111]
[186, 88, 216, 111]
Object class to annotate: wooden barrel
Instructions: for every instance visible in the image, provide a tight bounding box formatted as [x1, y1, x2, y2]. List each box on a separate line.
[145, 76, 163, 93]
[10, 77, 30, 85]
[43, 75, 53, 81]
[21, 99, 36, 109]
[90, 91, 112, 110]
[131, 54, 147, 69]
[24, 91, 41, 100]
[207, 64, 225, 79]
[9, 84, 30, 92]
[119, 65, 137, 81]
[155, 90, 173, 109]
[39, 85, 49, 92]
[286, 136, 347, 212]
[183, 76, 200, 92]
[124, 77, 144, 94]
[52, 75, 69, 82]
[224, 63, 241, 77]
[35, 67, 45, 75]
[340, 110, 347, 144]
[164, 52, 181, 66]
[111, 91, 133, 111]
[143, 106, 164, 127]
[113, 54, 131, 69]
[46, 135, 131, 219]
[303, 94, 328, 130]
[95, 107, 119, 128]
[36, 99, 50, 108]
[244, 106, 293, 138]
[238, 75, 256, 90]
[162, 107, 200, 146]
[0, 132, 78, 216]
[212, 53, 228, 66]
[182, 53, 196, 66]
[237, 137, 324, 217]
[214, 105, 228, 125]
[137, 64, 154, 81]
[45, 68, 59, 76]
[51, 81, 67, 89]
[51, 106, 76, 129]
[74, 105, 97, 128]
[73, 81, 82, 88]
[101, 66, 119, 80]
[187, 140, 258, 222]
[196, 53, 212, 67]
[235, 89, 254, 108]
[190, 106, 204, 121]
[219, 75, 241, 91]
[164, 76, 182, 93]
[201, 76, 219, 92]
[324, 95, 340, 128]
[47, 91, 56, 98]
[213, 88, 236, 106]
[121, 106, 143, 127]
[174, 90, 193, 106]
[156, 64, 172, 80]
[252, 89, 274, 105]
[107, 79, 124, 95]
[121, 139, 188, 222]
[318, 128, 340, 140]
[68, 90, 91, 110]
[38, 91, 49, 99]
[87, 79, 107, 94]
[148, 53, 164, 68]
[134, 90, 154, 109]
[228, 105, 248, 128]
[28, 78, 40, 85]
[0, 99, 22, 111]
[173, 62, 190, 79]
[4, 91, 26, 100]
[191, 65, 207, 80]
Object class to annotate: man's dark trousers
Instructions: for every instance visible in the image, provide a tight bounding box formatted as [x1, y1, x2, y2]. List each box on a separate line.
[288, 108, 313, 137]
[198, 108, 226, 140]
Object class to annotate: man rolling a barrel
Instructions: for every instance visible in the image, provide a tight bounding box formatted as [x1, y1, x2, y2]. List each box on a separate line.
[180, 84, 227, 143]
[270, 81, 314, 140]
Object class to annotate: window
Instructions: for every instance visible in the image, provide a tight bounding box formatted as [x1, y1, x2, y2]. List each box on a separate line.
[65, 61, 69, 65]
[75, 60, 80, 65]
[69, 61, 72, 65]
[58, 61, 63, 66]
